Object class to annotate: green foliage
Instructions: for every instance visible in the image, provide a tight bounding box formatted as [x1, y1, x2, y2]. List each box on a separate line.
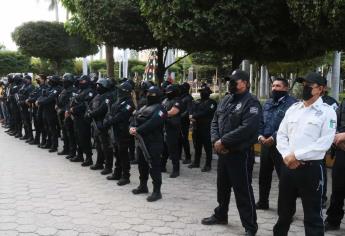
[140, 0, 327, 62]
[130, 65, 145, 76]
[61, 0, 158, 49]
[0, 51, 31, 76]
[90, 60, 107, 73]
[12, 21, 98, 72]
[30, 58, 76, 75]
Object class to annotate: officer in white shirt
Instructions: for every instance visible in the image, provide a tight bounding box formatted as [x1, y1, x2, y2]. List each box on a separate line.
[273, 72, 337, 236]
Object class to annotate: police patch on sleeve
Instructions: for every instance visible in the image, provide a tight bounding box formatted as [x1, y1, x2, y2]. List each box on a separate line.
[329, 119, 336, 129]
[249, 107, 259, 114]
[53, 90, 57, 94]
[158, 110, 165, 118]
[88, 92, 93, 97]
[105, 99, 109, 104]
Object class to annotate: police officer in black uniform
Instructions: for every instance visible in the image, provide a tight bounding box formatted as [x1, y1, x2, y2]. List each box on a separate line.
[161, 84, 183, 178]
[68, 75, 95, 163]
[130, 85, 167, 201]
[324, 98, 345, 231]
[10, 74, 24, 138]
[56, 73, 77, 157]
[202, 70, 261, 236]
[87, 78, 114, 172]
[179, 82, 193, 164]
[36, 75, 62, 152]
[256, 78, 297, 210]
[188, 85, 217, 172]
[103, 81, 135, 186]
[17, 75, 35, 141]
[4, 74, 15, 135]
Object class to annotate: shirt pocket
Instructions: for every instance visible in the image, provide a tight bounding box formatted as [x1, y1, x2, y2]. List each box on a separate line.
[304, 118, 322, 140]
[287, 116, 299, 134]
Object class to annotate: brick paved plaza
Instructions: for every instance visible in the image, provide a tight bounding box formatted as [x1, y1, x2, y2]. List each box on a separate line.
[0, 130, 344, 236]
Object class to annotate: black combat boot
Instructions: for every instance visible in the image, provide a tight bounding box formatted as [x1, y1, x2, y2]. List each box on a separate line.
[146, 185, 162, 202]
[132, 182, 149, 194]
[70, 155, 84, 162]
[81, 154, 93, 167]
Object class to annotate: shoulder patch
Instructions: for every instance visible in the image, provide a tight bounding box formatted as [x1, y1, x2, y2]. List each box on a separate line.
[330, 119, 336, 129]
[249, 107, 259, 114]
[88, 92, 93, 97]
[158, 110, 165, 118]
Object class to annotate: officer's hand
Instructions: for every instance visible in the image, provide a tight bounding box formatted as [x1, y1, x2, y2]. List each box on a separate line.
[55, 105, 58, 110]
[65, 111, 70, 119]
[258, 136, 266, 144]
[284, 153, 300, 169]
[129, 127, 137, 136]
[35, 101, 39, 106]
[334, 133, 345, 146]
[265, 137, 274, 147]
[214, 140, 227, 154]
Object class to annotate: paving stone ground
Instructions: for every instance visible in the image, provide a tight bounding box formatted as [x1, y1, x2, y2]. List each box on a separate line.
[0, 129, 344, 236]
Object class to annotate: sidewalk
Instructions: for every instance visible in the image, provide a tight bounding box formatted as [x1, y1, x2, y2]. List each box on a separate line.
[0, 130, 344, 236]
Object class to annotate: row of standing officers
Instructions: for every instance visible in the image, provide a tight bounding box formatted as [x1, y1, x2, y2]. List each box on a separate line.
[2, 70, 345, 235]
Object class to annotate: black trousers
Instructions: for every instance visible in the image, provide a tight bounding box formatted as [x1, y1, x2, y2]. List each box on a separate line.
[273, 161, 324, 236]
[326, 150, 345, 226]
[129, 135, 135, 161]
[192, 125, 212, 167]
[258, 144, 282, 204]
[138, 144, 162, 190]
[114, 139, 130, 179]
[64, 117, 76, 156]
[73, 118, 92, 156]
[46, 113, 59, 149]
[214, 150, 258, 233]
[180, 119, 191, 160]
[59, 113, 69, 152]
[94, 131, 113, 170]
[162, 127, 181, 172]
[21, 106, 33, 138]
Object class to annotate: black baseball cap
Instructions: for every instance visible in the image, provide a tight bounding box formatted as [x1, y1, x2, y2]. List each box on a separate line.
[225, 69, 250, 82]
[296, 72, 326, 86]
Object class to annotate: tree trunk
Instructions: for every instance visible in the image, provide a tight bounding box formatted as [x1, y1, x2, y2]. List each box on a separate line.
[105, 45, 114, 79]
[156, 46, 165, 87]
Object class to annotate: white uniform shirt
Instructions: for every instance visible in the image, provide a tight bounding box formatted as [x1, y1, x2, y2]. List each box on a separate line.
[277, 97, 337, 161]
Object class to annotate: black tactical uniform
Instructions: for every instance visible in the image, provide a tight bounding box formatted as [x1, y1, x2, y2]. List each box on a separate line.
[56, 73, 77, 157]
[202, 70, 261, 236]
[17, 75, 35, 141]
[27, 76, 49, 146]
[9, 74, 23, 138]
[325, 99, 345, 231]
[4, 74, 15, 134]
[131, 86, 167, 202]
[69, 75, 95, 163]
[179, 82, 193, 164]
[103, 81, 135, 186]
[189, 85, 217, 171]
[37, 75, 62, 152]
[161, 84, 183, 178]
[88, 78, 115, 172]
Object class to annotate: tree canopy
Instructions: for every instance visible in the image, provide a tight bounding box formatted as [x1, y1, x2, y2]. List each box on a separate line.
[12, 21, 98, 73]
[0, 51, 31, 76]
[140, 0, 328, 66]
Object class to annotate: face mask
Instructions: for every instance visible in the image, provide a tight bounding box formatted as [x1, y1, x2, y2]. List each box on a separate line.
[96, 86, 107, 94]
[272, 90, 287, 102]
[48, 80, 54, 86]
[200, 91, 210, 100]
[302, 85, 313, 101]
[228, 80, 238, 94]
[166, 92, 175, 99]
[79, 83, 88, 90]
[117, 89, 129, 100]
[63, 81, 72, 89]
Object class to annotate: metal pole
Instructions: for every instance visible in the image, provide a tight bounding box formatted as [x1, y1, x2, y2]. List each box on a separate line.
[331, 51, 341, 100]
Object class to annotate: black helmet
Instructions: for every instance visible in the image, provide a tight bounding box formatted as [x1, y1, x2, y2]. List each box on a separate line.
[49, 75, 61, 83]
[161, 80, 171, 89]
[23, 75, 32, 81]
[165, 84, 179, 94]
[78, 75, 91, 82]
[96, 78, 112, 90]
[62, 73, 75, 83]
[180, 82, 190, 94]
[198, 84, 212, 94]
[117, 81, 133, 93]
[119, 77, 128, 84]
[141, 80, 154, 92]
[13, 73, 23, 84]
[147, 85, 162, 97]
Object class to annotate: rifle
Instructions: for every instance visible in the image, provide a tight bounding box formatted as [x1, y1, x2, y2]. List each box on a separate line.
[106, 99, 115, 145]
[133, 110, 152, 168]
[84, 101, 100, 136]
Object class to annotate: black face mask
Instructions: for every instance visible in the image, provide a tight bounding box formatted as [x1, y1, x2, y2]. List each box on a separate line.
[302, 85, 313, 101]
[63, 81, 72, 89]
[166, 92, 175, 99]
[228, 79, 238, 94]
[79, 83, 88, 90]
[200, 91, 210, 100]
[96, 86, 107, 94]
[272, 90, 287, 102]
[118, 90, 130, 100]
[147, 96, 160, 105]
